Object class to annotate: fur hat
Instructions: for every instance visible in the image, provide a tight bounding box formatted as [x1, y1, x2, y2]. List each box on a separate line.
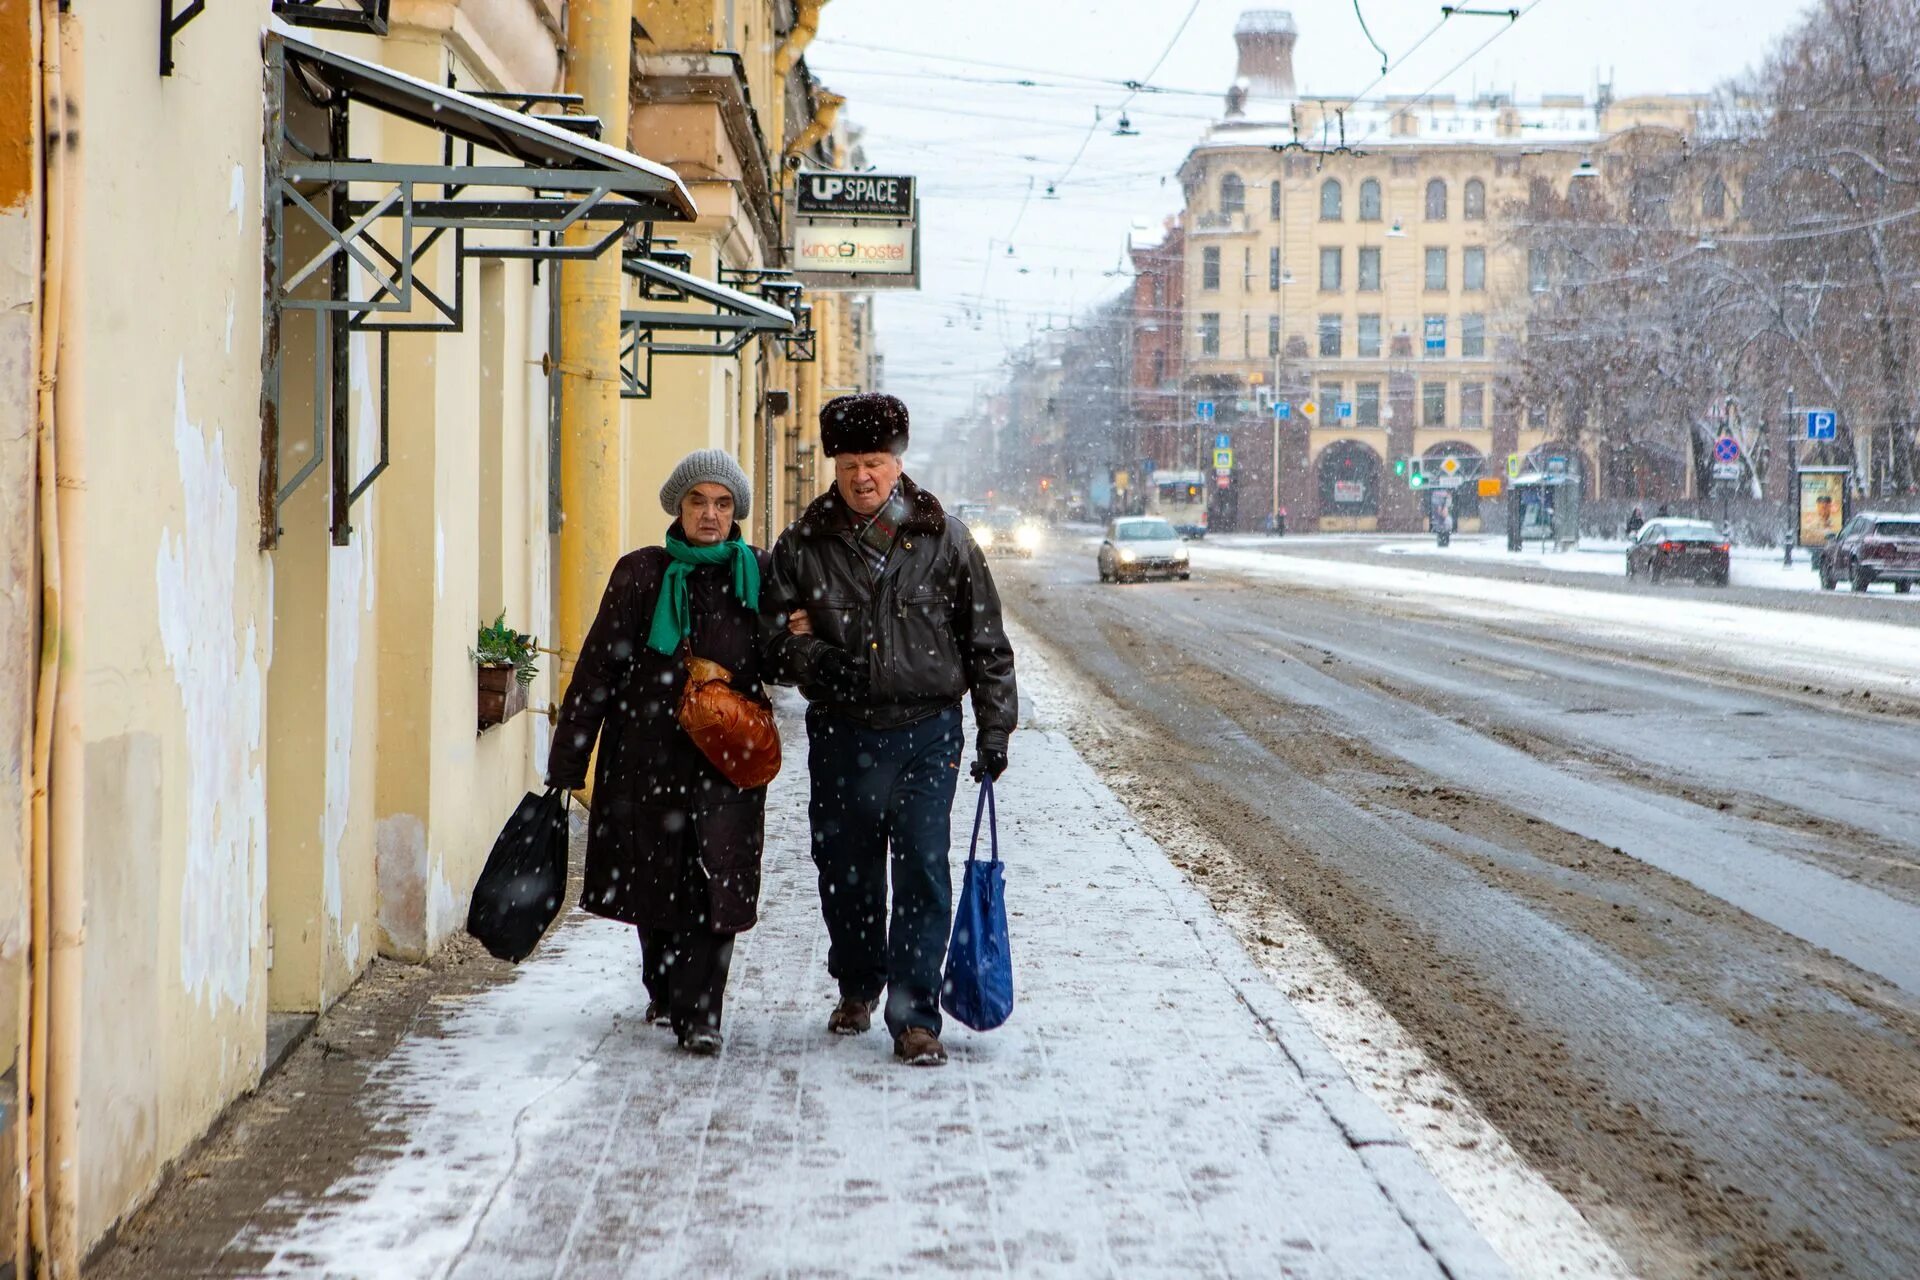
[658, 448, 752, 521]
[820, 393, 910, 457]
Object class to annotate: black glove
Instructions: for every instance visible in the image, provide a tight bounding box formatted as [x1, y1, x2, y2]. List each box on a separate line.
[971, 746, 1008, 783]
[813, 647, 871, 702]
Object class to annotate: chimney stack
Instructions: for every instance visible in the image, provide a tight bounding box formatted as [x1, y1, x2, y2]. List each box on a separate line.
[1233, 9, 1298, 102]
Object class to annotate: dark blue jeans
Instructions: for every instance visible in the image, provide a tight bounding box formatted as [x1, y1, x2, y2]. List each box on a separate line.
[806, 705, 963, 1039]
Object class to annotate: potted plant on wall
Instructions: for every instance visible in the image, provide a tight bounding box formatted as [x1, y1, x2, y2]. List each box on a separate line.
[472, 613, 539, 732]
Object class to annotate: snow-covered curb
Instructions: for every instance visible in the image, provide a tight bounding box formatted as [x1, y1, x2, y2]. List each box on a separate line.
[1012, 624, 1633, 1280]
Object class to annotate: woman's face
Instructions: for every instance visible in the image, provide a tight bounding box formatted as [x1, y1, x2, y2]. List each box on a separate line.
[680, 482, 736, 546]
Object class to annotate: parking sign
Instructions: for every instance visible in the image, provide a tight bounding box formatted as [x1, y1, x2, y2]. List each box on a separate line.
[1805, 409, 1837, 441]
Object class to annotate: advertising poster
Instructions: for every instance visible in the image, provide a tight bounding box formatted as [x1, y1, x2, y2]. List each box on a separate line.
[1797, 470, 1847, 546]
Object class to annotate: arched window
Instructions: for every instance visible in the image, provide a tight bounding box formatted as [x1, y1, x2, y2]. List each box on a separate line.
[1702, 175, 1727, 220]
[1358, 178, 1382, 221]
[1319, 178, 1343, 221]
[1425, 177, 1448, 221]
[1220, 172, 1246, 215]
[1463, 178, 1486, 220]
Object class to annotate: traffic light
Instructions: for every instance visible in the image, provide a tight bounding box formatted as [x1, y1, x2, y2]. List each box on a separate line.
[1393, 458, 1407, 476]
[1408, 459, 1428, 489]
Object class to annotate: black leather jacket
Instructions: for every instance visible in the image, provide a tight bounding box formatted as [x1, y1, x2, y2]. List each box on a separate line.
[767, 476, 1018, 753]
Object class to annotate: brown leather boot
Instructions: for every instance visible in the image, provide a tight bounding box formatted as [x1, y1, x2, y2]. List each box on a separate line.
[827, 995, 880, 1036]
[893, 1028, 948, 1067]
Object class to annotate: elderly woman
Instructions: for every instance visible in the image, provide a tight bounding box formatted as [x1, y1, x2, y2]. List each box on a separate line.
[546, 450, 780, 1056]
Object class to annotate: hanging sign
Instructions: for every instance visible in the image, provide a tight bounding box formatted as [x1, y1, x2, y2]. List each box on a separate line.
[796, 173, 916, 219]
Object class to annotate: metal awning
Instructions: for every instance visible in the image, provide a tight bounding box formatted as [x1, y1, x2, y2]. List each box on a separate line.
[618, 254, 797, 399]
[262, 33, 697, 548]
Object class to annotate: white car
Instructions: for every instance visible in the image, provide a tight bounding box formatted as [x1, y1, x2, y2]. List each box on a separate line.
[1098, 517, 1190, 583]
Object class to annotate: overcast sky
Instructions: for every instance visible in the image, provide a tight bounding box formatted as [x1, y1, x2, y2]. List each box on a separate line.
[805, 0, 1821, 445]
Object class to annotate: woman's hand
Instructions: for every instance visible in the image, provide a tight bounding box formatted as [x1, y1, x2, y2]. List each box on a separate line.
[787, 607, 813, 636]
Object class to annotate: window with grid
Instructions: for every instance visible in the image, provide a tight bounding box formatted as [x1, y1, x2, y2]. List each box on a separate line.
[1319, 383, 1342, 424]
[1528, 401, 1549, 429]
[1423, 313, 1446, 358]
[1268, 314, 1281, 356]
[1269, 246, 1282, 290]
[1356, 381, 1380, 426]
[1202, 247, 1220, 291]
[1425, 178, 1448, 220]
[1320, 246, 1342, 290]
[1220, 173, 1245, 215]
[1359, 178, 1382, 221]
[1460, 381, 1485, 428]
[1270, 180, 1282, 219]
[1357, 314, 1381, 357]
[1462, 313, 1486, 358]
[1463, 246, 1485, 292]
[1200, 313, 1220, 355]
[1318, 314, 1342, 357]
[1464, 179, 1486, 220]
[1423, 382, 1447, 426]
[1425, 247, 1447, 291]
[1358, 246, 1381, 292]
[1529, 247, 1549, 293]
[1320, 178, 1343, 220]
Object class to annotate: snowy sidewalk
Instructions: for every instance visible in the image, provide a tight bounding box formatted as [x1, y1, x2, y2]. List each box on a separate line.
[244, 692, 1510, 1278]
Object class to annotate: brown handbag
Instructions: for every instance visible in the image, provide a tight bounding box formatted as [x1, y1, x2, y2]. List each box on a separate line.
[678, 656, 782, 789]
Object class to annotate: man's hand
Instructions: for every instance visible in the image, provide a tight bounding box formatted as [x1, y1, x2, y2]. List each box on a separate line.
[787, 607, 813, 636]
[813, 648, 870, 702]
[970, 746, 1008, 783]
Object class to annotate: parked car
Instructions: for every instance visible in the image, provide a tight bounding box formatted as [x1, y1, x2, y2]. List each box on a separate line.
[1819, 512, 1920, 592]
[1625, 519, 1730, 585]
[1098, 516, 1190, 583]
[973, 507, 1042, 558]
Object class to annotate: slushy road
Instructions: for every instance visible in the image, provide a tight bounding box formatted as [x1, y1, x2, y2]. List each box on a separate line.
[996, 533, 1920, 1280]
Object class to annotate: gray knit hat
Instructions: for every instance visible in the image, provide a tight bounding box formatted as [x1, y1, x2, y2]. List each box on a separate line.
[658, 448, 752, 521]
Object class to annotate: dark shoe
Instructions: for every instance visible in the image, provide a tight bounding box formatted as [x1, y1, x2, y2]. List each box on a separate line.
[678, 1027, 723, 1056]
[643, 999, 668, 1026]
[893, 1028, 948, 1067]
[827, 995, 880, 1036]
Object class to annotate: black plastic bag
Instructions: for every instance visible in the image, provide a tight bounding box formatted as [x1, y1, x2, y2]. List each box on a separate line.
[466, 789, 570, 962]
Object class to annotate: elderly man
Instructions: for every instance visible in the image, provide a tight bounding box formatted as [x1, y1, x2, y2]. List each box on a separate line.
[769, 393, 1017, 1067]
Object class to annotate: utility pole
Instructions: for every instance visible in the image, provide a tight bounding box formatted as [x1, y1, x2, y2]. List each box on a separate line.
[556, 0, 633, 700]
[1784, 385, 1796, 566]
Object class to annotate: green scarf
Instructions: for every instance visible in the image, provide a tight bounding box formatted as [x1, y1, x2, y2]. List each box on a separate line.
[646, 533, 761, 657]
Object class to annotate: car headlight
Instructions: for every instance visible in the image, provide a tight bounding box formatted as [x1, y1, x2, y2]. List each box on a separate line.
[974, 527, 994, 548]
[1015, 526, 1041, 550]
[1118, 548, 1137, 563]
[1173, 546, 1189, 561]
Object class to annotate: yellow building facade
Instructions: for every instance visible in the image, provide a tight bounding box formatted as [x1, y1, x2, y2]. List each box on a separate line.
[1179, 11, 1702, 531]
[0, 0, 874, 1270]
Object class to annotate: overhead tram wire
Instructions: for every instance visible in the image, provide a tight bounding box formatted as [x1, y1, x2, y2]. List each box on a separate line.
[1352, 0, 1552, 144]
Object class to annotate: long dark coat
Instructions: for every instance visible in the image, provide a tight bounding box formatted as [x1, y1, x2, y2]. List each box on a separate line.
[545, 530, 781, 933]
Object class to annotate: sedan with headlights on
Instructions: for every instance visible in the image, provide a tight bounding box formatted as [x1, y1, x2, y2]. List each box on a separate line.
[1097, 516, 1190, 583]
[973, 507, 1043, 558]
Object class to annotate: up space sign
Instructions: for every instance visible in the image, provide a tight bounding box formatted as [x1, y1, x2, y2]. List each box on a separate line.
[796, 174, 916, 219]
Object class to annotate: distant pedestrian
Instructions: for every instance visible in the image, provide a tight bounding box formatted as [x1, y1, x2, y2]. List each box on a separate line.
[1626, 506, 1646, 539]
[546, 450, 781, 1056]
[769, 393, 1018, 1067]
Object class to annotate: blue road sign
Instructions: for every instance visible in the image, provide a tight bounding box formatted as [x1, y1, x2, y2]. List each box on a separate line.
[1805, 409, 1837, 440]
[1337, 402, 1354, 419]
[1195, 400, 1215, 421]
[1274, 401, 1290, 420]
[1714, 435, 1741, 463]
[1215, 433, 1231, 449]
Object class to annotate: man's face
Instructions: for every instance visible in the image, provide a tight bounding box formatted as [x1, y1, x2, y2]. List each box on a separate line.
[834, 450, 904, 517]
[679, 482, 735, 545]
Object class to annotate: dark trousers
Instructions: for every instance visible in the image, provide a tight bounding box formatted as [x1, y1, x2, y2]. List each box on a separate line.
[806, 705, 963, 1039]
[638, 927, 735, 1037]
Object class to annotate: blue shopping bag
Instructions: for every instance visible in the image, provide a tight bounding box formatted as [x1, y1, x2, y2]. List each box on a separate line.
[942, 777, 1014, 1032]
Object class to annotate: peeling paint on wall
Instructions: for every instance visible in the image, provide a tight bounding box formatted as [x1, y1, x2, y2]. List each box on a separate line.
[156, 365, 267, 1011]
[374, 813, 428, 957]
[228, 163, 245, 232]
